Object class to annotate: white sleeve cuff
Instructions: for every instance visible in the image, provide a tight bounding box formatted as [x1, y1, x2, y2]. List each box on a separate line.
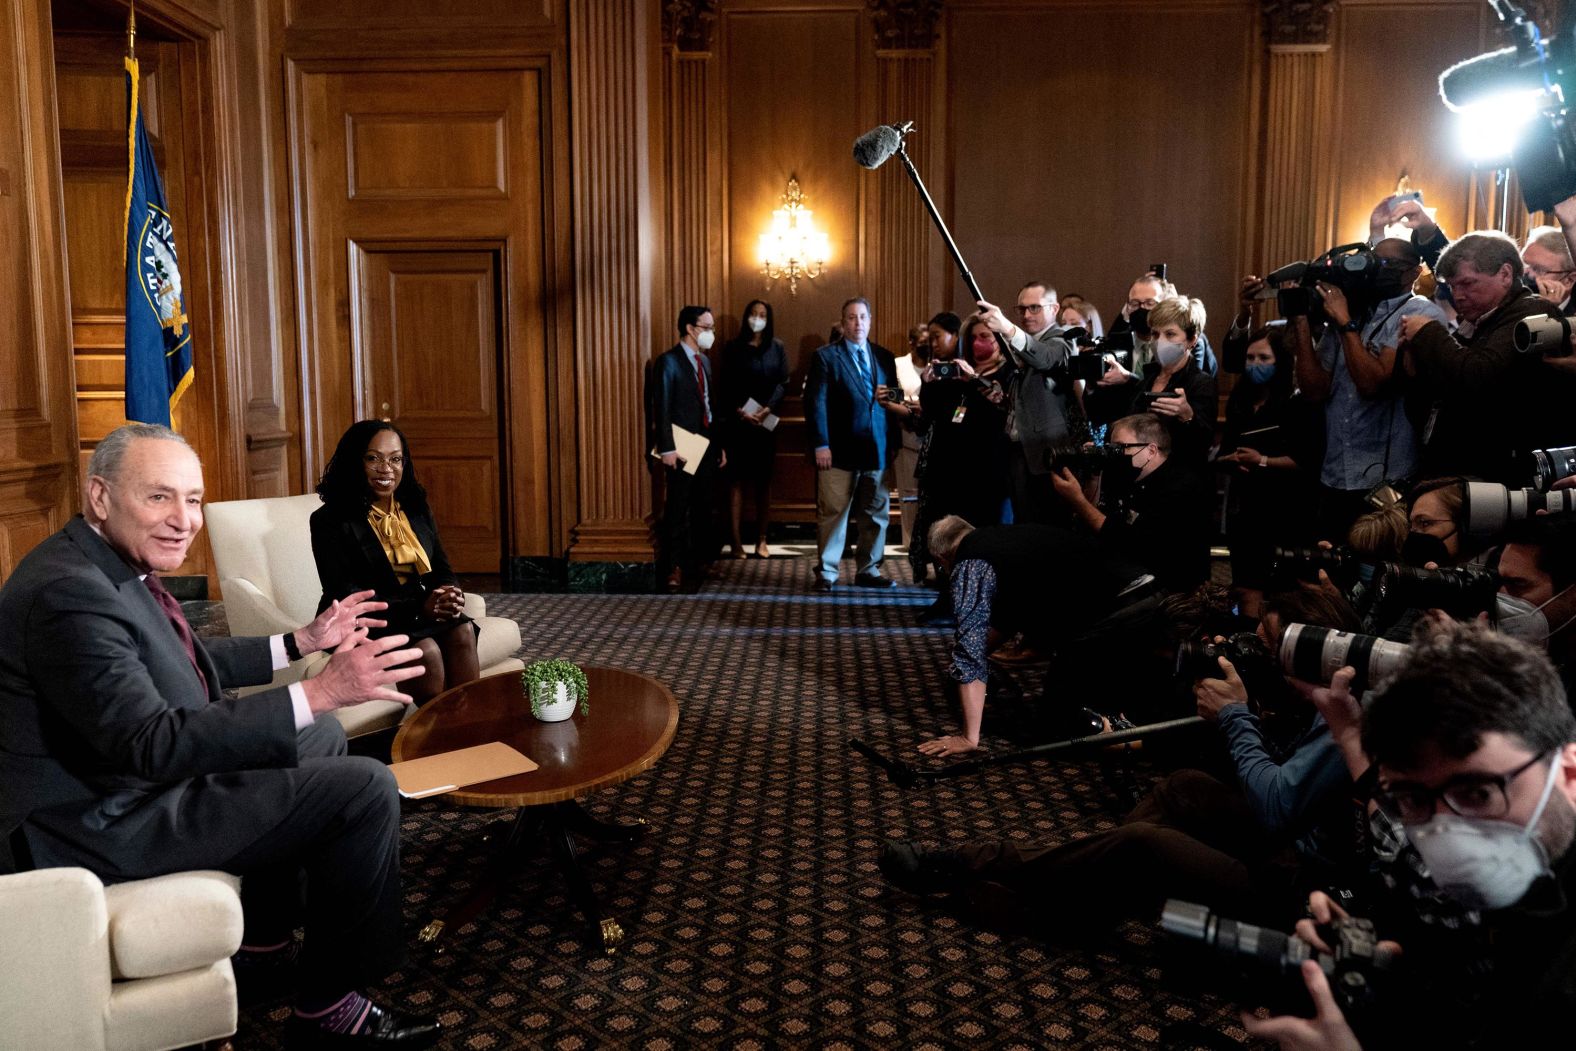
[270, 634, 290, 670]
[288, 682, 314, 731]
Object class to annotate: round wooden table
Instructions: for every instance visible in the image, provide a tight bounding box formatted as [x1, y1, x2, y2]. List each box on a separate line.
[392, 667, 679, 953]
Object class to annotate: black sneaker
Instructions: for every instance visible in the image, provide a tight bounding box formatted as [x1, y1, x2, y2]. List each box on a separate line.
[878, 840, 971, 896]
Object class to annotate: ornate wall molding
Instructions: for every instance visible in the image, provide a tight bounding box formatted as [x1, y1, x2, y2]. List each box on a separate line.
[1262, 0, 1336, 49]
[662, 0, 717, 53]
[869, 0, 942, 51]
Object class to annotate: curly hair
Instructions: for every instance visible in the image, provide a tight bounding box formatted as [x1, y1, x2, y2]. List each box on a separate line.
[315, 419, 429, 513]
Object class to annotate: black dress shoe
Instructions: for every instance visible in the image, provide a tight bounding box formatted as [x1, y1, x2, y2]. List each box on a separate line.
[285, 1002, 442, 1049]
[812, 577, 836, 592]
[854, 573, 895, 589]
[878, 840, 971, 896]
[915, 597, 954, 626]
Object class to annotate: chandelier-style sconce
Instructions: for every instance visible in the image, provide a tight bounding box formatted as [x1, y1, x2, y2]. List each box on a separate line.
[757, 176, 829, 296]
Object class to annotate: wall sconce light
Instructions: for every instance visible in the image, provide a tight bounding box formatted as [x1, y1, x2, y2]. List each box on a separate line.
[758, 176, 829, 296]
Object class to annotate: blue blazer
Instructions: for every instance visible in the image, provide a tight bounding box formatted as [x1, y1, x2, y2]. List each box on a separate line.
[804, 339, 897, 471]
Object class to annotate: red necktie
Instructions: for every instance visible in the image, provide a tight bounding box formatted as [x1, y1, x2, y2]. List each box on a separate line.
[144, 574, 209, 698]
[695, 357, 710, 427]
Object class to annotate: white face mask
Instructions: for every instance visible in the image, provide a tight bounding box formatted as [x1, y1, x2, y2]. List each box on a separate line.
[747, 316, 766, 334]
[1496, 584, 1576, 649]
[1407, 756, 1563, 910]
[1156, 340, 1188, 369]
[696, 329, 716, 351]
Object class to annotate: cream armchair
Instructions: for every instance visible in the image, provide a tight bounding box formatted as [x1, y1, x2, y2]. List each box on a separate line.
[205, 494, 523, 737]
[0, 866, 241, 1051]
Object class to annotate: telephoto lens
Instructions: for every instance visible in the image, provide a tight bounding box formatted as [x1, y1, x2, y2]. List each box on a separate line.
[1269, 545, 1361, 584]
[1464, 481, 1576, 539]
[1277, 623, 1409, 694]
[1513, 313, 1574, 356]
[1529, 446, 1576, 491]
[1174, 632, 1275, 681]
[1369, 564, 1500, 623]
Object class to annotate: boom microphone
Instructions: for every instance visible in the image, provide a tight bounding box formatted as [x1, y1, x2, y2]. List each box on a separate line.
[853, 124, 904, 170]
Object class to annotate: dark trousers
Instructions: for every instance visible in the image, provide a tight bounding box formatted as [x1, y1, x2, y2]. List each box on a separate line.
[225, 717, 405, 997]
[954, 769, 1295, 933]
[1008, 446, 1060, 526]
[662, 446, 719, 576]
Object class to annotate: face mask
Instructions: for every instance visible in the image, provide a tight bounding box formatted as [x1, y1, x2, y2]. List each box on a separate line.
[1407, 755, 1563, 910]
[1245, 362, 1277, 385]
[1401, 530, 1453, 567]
[1497, 584, 1576, 648]
[748, 317, 766, 334]
[1156, 341, 1188, 369]
[696, 329, 715, 351]
[1374, 272, 1413, 299]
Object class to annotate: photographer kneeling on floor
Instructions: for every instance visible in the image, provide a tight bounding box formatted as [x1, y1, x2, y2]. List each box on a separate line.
[888, 586, 1364, 936]
[1244, 623, 1576, 1051]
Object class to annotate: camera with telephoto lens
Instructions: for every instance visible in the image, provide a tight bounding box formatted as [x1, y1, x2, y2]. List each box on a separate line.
[1048, 440, 1126, 475]
[1175, 632, 1282, 699]
[1514, 313, 1574, 357]
[1269, 545, 1376, 591]
[1265, 243, 1394, 322]
[1278, 623, 1410, 694]
[1369, 563, 1501, 623]
[1062, 328, 1135, 383]
[1161, 900, 1398, 1023]
[1463, 480, 1576, 539]
[1529, 445, 1576, 491]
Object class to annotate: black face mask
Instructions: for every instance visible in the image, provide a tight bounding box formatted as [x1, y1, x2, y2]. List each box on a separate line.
[1401, 530, 1454, 568]
[1373, 272, 1413, 299]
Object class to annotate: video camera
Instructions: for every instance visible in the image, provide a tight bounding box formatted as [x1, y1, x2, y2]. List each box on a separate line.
[1261, 243, 1396, 323]
[1162, 900, 1398, 1023]
[1063, 323, 1139, 384]
[1175, 631, 1282, 699]
[1463, 480, 1576, 538]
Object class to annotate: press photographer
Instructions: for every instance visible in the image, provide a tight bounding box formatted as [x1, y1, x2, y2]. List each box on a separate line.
[886, 587, 1364, 939]
[1398, 230, 1574, 484]
[1050, 412, 1214, 593]
[1287, 238, 1445, 541]
[1240, 624, 1576, 1051]
[1098, 297, 1218, 466]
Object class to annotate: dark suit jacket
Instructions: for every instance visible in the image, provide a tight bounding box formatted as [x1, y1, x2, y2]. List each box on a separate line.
[0, 517, 292, 876]
[804, 339, 898, 471]
[310, 498, 461, 635]
[651, 343, 715, 456]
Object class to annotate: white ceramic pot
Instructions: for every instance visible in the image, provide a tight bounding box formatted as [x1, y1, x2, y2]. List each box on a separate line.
[532, 680, 577, 722]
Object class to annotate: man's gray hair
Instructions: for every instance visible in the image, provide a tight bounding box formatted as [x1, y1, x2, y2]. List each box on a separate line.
[927, 515, 975, 564]
[1525, 225, 1576, 269]
[1437, 230, 1524, 282]
[87, 423, 191, 483]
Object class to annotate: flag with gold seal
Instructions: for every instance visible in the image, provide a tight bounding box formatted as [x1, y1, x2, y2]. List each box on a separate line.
[123, 53, 192, 428]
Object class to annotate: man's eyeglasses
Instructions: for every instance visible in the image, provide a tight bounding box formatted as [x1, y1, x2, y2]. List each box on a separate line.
[1016, 304, 1046, 314]
[363, 454, 405, 469]
[1375, 750, 1551, 824]
[1106, 442, 1151, 452]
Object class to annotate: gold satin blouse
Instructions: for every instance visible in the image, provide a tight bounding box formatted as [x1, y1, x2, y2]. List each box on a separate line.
[366, 502, 433, 584]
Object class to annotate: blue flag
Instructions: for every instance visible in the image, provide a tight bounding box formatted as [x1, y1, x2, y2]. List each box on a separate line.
[123, 55, 193, 428]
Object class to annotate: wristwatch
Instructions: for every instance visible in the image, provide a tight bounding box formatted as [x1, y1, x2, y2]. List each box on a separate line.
[1340, 319, 1362, 333]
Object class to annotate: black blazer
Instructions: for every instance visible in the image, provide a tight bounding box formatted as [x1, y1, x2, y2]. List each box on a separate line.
[651, 344, 715, 455]
[310, 498, 460, 632]
[0, 517, 288, 875]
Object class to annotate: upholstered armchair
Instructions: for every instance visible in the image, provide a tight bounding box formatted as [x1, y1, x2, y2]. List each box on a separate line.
[0, 866, 241, 1051]
[204, 494, 523, 737]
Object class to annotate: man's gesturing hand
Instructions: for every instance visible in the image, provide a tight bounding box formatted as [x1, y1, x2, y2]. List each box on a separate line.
[294, 589, 388, 655]
[300, 630, 426, 715]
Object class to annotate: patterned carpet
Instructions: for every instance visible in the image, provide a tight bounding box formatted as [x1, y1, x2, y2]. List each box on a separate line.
[215, 550, 1259, 1050]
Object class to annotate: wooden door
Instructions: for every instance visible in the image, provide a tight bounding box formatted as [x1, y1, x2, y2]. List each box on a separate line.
[354, 248, 502, 572]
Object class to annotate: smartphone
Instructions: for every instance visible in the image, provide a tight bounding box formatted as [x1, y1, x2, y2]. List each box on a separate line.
[1392, 190, 1423, 205]
[1140, 390, 1176, 408]
[1150, 262, 1169, 283]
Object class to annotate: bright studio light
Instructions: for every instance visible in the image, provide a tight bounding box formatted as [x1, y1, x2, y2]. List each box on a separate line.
[1455, 89, 1550, 166]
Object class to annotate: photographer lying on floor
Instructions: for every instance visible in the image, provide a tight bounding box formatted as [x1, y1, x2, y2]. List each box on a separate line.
[890, 587, 1363, 937]
[1243, 624, 1576, 1051]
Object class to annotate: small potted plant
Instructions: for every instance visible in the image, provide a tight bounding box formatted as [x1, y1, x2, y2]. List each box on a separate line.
[522, 659, 589, 722]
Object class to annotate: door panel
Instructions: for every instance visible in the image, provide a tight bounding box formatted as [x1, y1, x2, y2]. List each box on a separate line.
[354, 248, 501, 571]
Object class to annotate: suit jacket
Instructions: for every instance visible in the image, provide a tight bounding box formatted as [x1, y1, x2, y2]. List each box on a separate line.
[651, 343, 715, 456]
[804, 339, 898, 471]
[1005, 326, 1087, 475]
[310, 498, 461, 633]
[0, 517, 293, 876]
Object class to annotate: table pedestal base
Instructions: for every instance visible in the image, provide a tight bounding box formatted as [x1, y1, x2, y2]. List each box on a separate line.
[416, 800, 647, 954]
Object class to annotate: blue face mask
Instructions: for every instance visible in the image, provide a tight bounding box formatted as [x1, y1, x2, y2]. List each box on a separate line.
[1245, 362, 1277, 385]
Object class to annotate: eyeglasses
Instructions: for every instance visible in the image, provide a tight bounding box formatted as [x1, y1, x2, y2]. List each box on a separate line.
[1107, 441, 1151, 452]
[1016, 304, 1046, 314]
[363, 454, 405, 469]
[1525, 264, 1576, 279]
[1408, 516, 1454, 533]
[1375, 750, 1551, 824]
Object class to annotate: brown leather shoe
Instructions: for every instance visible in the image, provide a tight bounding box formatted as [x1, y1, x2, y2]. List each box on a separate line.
[665, 568, 683, 592]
